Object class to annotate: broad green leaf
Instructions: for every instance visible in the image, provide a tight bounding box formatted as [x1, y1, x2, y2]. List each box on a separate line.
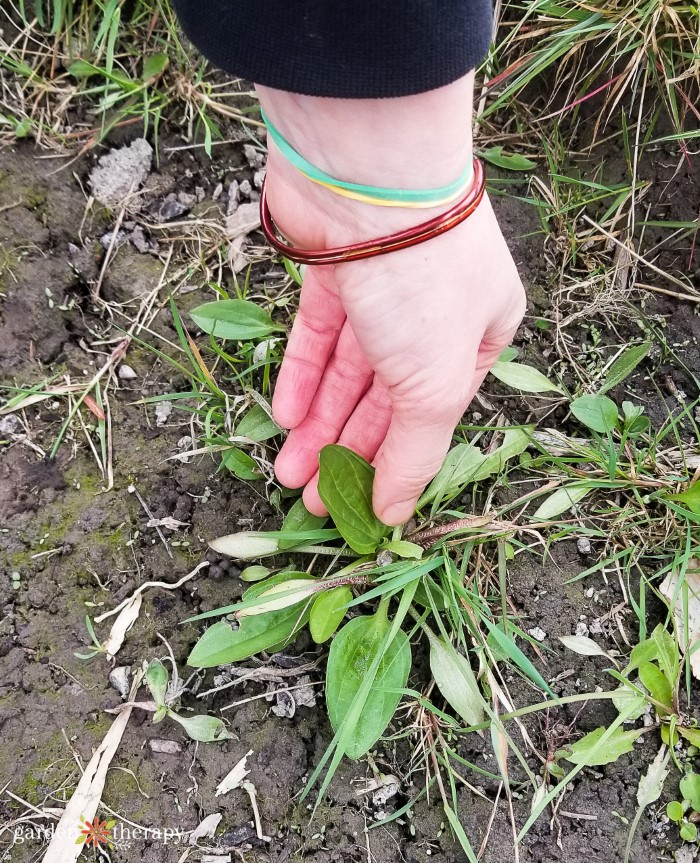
[381, 540, 424, 559]
[188, 574, 312, 666]
[598, 343, 651, 394]
[679, 726, 700, 747]
[413, 578, 447, 611]
[209, 531, 281, 559]
[561, 726, 643, 766]
[489, 361, 563, 394]
[559, 635, 613, 661]
[318, 445, 390, 553]
[418, 443, 485, 509]
[533, 485, 591, 519]
[666, 801, 684, 822]
[669, 481, 700, 515]
[650, 624, 678, 685]
[236, 578, 318, 617]
[611, 683, 647, 720]
[167, 711, 232, 742]
[680, 771, 700, 811]
[236, 404, 281, 442]
[625, 638, 658, 674]
[680, 823, 697, 842]
[570, 394, 618, 433]
[479, 146, 537, 171]
[145, 658, 169, 707]
[240, 565, 271, 582]
[472, 428, 532, 482]
[638, 662, 673, 714]
[279, 498, 327, 549]
[498, 346, 519, 362]
[326, 612, 411, 759]
[220, 447, 260, 480]
[190, 299, 283, 341]
[309, 586, 352, 644]
[143, 52, 169, 81]
[429, 635, 484, 727]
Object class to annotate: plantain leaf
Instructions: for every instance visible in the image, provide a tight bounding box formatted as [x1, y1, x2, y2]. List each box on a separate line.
[145, 658, 169, 707]
[625, 638, 658, 674]
[570, 394, 618, 433]
[166, 711, 232, 742]
[599, 343, 651, 395]
[561, 726, 643, 766]
[489, 361, 563, 394]
[236, 404, 281, 442]
[279, 498, 327, 549]
[326, 611, 411, 759]
[479, 146, 537, 171]
[669, 481, 700, 515]
[188, 574, 312, 667]
[190, 299, 284, 341]
[309, 586, 352, 644]
[533, 485, 591, 519]
[429, 635, 484, 727]
[679, 771, 700, 811]
[638, 662, 673, 714]
[220, 447, 260, 480]
[611, 683, 648, 721]
[318, 445, 390, 553]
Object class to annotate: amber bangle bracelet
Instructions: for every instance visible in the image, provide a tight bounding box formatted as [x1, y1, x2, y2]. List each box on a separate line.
[260, 156, 485, 265]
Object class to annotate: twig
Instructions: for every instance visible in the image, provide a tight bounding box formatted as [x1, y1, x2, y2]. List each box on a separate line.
[128, 484, 172, 559]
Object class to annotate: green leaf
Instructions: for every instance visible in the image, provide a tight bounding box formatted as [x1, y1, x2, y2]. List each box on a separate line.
[279, 498, 327, 550]
[236, 578, 318, 617]
[143, 52, 168, 82]
[326, 611, 411, 759]
[240, 565, 271, 582]
[599, 343, 651, 394]
[667, 801, 684, 822]
[679, 771, 700, 811]
[318, 445, 390, 553]
[669, 481, 700, 515]
[145, 658, 169, 707]
[679, 726, 700, 747]
[611, 683, 647, 721]
[188, 574, 312, 667]
[489, 361, 563, 394]
[429, 635, 484, 727]
[680, 822, 697, 842]
[166, 711, 232, 742]
[209, 531, 281, 559]
[625, 637, 658, 674]
[498, 346, 519, 362]
[533, 485, 591, 519]
[220, 447, 260, 480]
[472, 428, 532, 482]
[190, 299, 283, 341]
[638, 662, 673, 714]
[236, 404, 281, 442]
[381, 540, 424, 559]
[479, 146, 537, 171]
[562, 726, 643, 766]
[570, 394, 618, 433]
[309, 586, 352, 644]
[481, 617, 555, 697]
[650, 624, 678, 685]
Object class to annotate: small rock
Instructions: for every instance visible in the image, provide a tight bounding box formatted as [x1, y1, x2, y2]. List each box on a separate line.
[100, 229, 128, 250]
[147, 193, 189, 223]
[0, 414, 21, 435]
[89, 138, 153, 210]
[589, 618, 603, 635]
[253, 169, 266, 190]
[238, 179, 252, 198]
[528, 626, 547, 642]
[575, 620, 589, 637]
[675, 845, 696, 863]
[271, 689, 295, 719]
[118, 364, 137, 380]
[195, 186, 206, 203]
[376, 550, 393, 567]
[226, 179, 241, 215]
[243, 144, 264, 169]
[108, 666, 130, 699]
[155, 402, 173, 426]
[212, 182, 223, 201]
[130, 224, 158, 254]
[148, 738, 183, 755]
[577, 537, 592, 555]
[178, 191, 197, 208]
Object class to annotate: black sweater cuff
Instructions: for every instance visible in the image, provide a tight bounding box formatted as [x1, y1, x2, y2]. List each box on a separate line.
[172, 1, 493, 99]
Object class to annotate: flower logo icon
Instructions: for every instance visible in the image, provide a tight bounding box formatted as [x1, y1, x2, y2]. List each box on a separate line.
[76, 816, 115, 849]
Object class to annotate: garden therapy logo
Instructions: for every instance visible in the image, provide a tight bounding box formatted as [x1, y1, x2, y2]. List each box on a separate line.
[76, 815, 115, 849]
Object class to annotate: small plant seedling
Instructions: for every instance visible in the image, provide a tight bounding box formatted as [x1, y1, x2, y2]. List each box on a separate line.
[667, 772, 700, 843]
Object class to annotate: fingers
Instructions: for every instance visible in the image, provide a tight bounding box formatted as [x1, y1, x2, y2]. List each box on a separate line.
[274, 322, 374, 489]
[271, 266, 345, 429]
[302, 378, 392, 515]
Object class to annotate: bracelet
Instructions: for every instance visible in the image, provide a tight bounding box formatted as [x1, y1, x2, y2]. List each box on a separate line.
[261, 108, 474, 208]
[260, 155, 485, 266]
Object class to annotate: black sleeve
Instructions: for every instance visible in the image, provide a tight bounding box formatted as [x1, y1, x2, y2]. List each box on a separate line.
[171, 1, 493, 99]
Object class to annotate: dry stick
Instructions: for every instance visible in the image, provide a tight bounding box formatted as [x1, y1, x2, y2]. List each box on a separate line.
[633, 281, 700, 304]
[94, 561, 209, 624]
[582, 214, 700, 295]
[128, 484, 173, 559]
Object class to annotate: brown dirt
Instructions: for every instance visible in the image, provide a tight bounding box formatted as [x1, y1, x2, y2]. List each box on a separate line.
[0, 114, 697, 863]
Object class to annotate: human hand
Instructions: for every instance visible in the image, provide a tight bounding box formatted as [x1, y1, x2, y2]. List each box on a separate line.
[258, 79, 527, 525]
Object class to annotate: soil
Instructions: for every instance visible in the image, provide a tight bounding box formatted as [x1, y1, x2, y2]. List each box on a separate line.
[0, 105, 698, 863]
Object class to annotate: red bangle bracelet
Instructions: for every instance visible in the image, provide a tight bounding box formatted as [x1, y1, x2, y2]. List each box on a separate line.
[260, 156, 485, 265]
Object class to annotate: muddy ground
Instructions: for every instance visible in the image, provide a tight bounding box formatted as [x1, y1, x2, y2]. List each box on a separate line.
[0, 106, 698, 863]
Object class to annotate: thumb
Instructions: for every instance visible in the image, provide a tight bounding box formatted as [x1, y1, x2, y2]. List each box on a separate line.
[372, 400, 461, 526]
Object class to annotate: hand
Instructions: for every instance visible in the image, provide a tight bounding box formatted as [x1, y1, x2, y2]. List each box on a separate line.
[258, 80, 527, 525]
